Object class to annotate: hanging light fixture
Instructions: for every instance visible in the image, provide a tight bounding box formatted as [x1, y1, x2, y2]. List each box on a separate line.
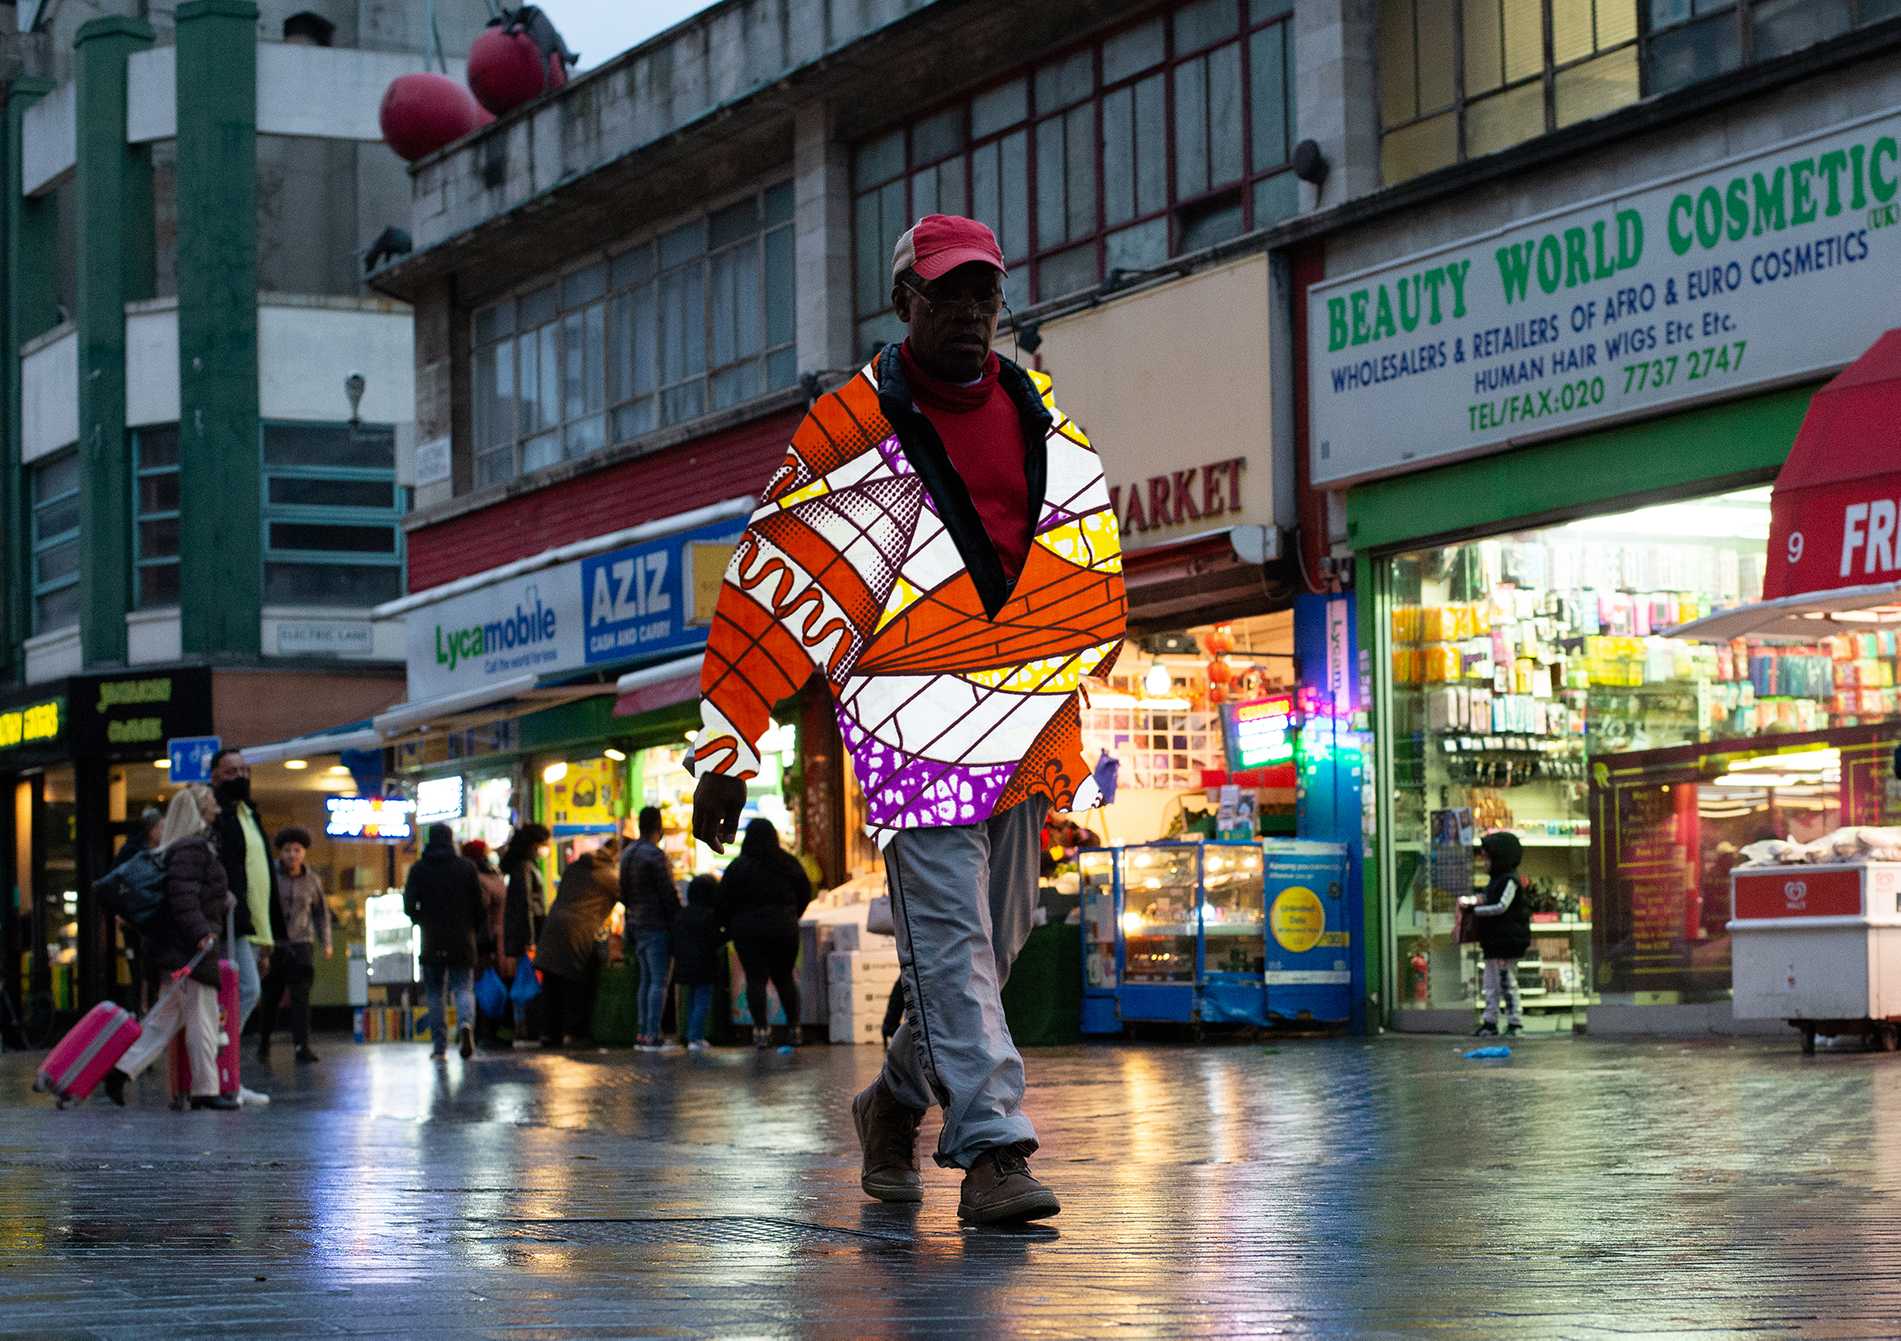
[542, 760, 569, 784]
[1144, 662, 1172, 698]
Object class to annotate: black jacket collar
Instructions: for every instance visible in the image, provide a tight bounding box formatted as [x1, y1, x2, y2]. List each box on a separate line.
[873, 343, 1052, 618]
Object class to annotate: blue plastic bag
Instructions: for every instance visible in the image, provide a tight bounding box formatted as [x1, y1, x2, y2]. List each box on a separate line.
[1464, 1045, 1512, 1060]
[475, 967, 509, 1020]
[510, 958, 541, 1006]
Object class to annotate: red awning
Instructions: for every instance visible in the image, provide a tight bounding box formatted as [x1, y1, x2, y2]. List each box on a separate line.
[1763, 328, 1901, 601]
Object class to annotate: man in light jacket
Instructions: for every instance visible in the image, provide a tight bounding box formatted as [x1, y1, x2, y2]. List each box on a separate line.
[691, 214, 1126, 1223]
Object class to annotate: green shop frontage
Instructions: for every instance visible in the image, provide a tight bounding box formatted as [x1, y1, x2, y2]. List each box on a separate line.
[1309, 108, 1901, 1034]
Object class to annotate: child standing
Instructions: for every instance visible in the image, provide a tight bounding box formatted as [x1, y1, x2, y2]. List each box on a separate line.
[672, 874, 726, 1051]
[1465, 831, 1530, 1037]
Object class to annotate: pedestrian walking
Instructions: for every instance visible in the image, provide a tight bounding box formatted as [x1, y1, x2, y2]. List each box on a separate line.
[1465, 832, 1530, 1037]
[402, 823, 484, 1060]
[209, 747, 276, 1106]
[620, 806, 680, 1052]
[534, 835, 622, 1048]
[254, 826, 331, 1065]
[691, 213, 1125, 1222]
[672, 874, 725, 1051]
[114, 806, 164, 869]
[715, 820, 812, 1050]
[104, 786, 237, 1110]
[464, 840, 508, 1048]
[499, 822, 551, 1043]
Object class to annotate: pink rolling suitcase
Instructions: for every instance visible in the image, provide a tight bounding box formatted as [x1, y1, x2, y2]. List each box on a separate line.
[167, 958, 240, 1107]
[35, 944, 211, 1108]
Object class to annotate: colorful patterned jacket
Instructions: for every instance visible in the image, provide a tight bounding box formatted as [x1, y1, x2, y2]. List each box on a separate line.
[692, 345, 1127, 844]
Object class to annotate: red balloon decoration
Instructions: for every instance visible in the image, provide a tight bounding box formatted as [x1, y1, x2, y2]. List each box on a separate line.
[379, 73, 482, 162]
[1203, 625, 1235, 657]
[1206, 657, 1234, 685]
[468, 22, 569, 116]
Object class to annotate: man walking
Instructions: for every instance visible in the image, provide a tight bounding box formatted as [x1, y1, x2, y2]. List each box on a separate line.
[210, 747, 275, 1106]
[403, 823, 486, 1060]
[620, 806, 680, 1052]
[692, 214, 1126, 1223]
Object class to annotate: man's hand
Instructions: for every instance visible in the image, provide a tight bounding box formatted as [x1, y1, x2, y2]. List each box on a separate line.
[691, 774, 748, 854]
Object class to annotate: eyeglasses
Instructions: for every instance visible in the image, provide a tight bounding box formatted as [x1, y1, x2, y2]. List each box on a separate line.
[902, 279, 1005, 320]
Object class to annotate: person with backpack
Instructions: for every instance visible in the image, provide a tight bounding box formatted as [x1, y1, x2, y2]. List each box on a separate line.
[716, 820, 813, 1049]
[254, 826, 332, 1065]
[103, 786, 235, 1109]
[402, 824, 486, 1060]
[620, 806, 680, 1052]
[1463, 831, 1531, 1037]
[672, 874, 726, 1051]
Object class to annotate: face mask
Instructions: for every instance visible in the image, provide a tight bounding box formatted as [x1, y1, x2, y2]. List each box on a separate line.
[216, 777, 251, 807]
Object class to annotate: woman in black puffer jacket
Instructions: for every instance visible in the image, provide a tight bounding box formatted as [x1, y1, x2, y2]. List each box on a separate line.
[716, 820, 813, 1048]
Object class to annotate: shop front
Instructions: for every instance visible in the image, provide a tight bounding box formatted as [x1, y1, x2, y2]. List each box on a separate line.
[1310, 110, 1901, 1033]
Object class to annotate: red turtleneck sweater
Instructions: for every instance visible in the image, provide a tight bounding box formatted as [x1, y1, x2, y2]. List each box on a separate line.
[900, 341, 1032, 581]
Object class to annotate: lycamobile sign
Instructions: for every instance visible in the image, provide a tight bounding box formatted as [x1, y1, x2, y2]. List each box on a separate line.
[1308, 110, 1901, 487]
[433, 595, 559, 672]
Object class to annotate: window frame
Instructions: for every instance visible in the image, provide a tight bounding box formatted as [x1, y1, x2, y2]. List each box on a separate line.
[259, 420, 408, 609]
[849, 0, 1298, 339]
[468, 181, 798, 492]
[132, 425, 181, 610]
[29, 448, 81, 636]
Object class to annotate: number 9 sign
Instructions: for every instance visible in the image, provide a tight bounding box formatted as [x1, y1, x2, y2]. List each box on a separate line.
[1787, 530, 1805, 565]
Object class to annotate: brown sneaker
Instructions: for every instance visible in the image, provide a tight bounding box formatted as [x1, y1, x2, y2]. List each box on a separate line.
[851, 1077, 924, 1203]
[958, 1145, 1059, 1224]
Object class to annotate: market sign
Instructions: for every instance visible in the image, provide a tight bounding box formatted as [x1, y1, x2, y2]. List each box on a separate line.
[72, 668, 214, 761]
[325, 795, 416, 842]
[1308, 109, 1901, 487]
[0, 696, 63, 757]
[414, 775, 465, 825]
[404, 516, 744, 701]
[1223, 694, 1296, 770]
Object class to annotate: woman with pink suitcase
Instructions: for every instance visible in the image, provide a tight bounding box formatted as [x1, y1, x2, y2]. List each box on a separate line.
[104, 785, 238, 1109]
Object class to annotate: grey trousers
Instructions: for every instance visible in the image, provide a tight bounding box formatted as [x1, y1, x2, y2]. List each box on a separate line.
[1482, 958, 1522, 1026]
[881, 795, 1048, 1170]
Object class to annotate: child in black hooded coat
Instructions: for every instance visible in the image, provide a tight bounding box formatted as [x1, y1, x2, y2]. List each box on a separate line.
[1465, 831, 1530, 1036]
[672, 874, 726, 1050]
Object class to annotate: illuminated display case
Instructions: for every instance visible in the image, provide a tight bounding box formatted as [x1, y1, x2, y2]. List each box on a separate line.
[1078, 840, 1271, 1029]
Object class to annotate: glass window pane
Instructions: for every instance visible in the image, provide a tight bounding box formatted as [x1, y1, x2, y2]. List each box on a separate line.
[1378, 0, 1419, 126]
[36, 496, 78, 541]
[1648, 0, 1690, 26]
[1752, 0, 1849, 60]
[136, 426, 180, 470]
[1173, 0, 1240, 52]
[519, 283, 556, 328]
[267, 477, 394, 509]
[262, 424, 396, 469]
[1502, 0, 1543, 82]
[138, 562, 179, 608]
[1253, 170, 1299, 228]
[766, 347, 797, 390]
[1102, 87, 1135, 226]
[879, 180, 907, 283]
[1380, 110, 1457, 184]
[474, 300, 513, 345]
[856, 312, 905, 364]
[1207, 42, 1244, 188]
[611, 244, 653, 290]
[1135, 75, 1168, 215]
[517, 329, 539, 434]
[763, 181, 795, 227]
[563, 413, 606, 459]
[138, 472, 180, 515]
[475, 339, 513, 449]
[764, 226, 794, 348]
[537, 324, 559, 429]
[659, 220, 705, 270]
[1554, 44, 1638, 128]
[1175, 56, 1210, 200]
[710, 360, 761, 411]
[37, 537, 79, 583]
[936, 157, 966, 218]
[1551, 0, 1595, 62]
[521, 431, 561, 475]
[854, 192, 887, 315]
[561, 261, 605, 309]
[36, 584, 79, 632]
[912, 106, 964, 163]
[34, 453, 79, 503]
[911, 165, 939, 219]
[1105, 218, 1168, 271]
[264, 562, 400, 606]
[853, 129, 904, 191]
[1598, 0, 1638, 43]
[999, 131, 1030, 261]
[1252, 0, 1294, 19]
[1249, 25, 1290, 169]
[1065, 104, 1097, 241]
[1859, 0, 1901, 22]
[661, 381, 705, 426]
[138, 517, 179, 559]
[561, 310, 586, 420]
[709, 196, 759, 250]
[1036, 242, 1097, 301]
[710, 250, 738, 367]
[608, 292, 634, 405]
[1035, 117, 1068, 249]
[1103, 17, 1165, 83]
[1417, 0, 1458, 109]
[269, 521, 396, 554]
[632, 285, 658, 396]
[735, 242, 762, 360]
[1034, 50, 1092, 112]
[1641, 11, 1738, 95]
[476, 446, 514, 490]
[1466, 81, 1545, 157]
[971, 78, 1028, 138]
[1178, 190, 1245, 252]
[1463, 0, 1504, 93]
[613, 399, 656, 442]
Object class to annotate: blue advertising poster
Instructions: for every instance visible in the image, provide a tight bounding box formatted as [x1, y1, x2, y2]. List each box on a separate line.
[1262, 839, 1351, 1024]
[580, 517, 747, 667]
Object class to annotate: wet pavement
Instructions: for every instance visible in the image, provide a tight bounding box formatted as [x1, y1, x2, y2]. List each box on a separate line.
[3, 1031, 1900, 1338]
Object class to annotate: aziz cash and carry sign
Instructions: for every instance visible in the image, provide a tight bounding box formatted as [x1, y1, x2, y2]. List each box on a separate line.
[1308, 110, 1901, 487]
[405, 517, 743, 701]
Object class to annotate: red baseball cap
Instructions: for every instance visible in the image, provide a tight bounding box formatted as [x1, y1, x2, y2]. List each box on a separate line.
[891, 214, 1006, 282]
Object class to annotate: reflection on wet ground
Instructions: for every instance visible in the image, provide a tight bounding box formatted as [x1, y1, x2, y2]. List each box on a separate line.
[3, 1033, 1899, 1336]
